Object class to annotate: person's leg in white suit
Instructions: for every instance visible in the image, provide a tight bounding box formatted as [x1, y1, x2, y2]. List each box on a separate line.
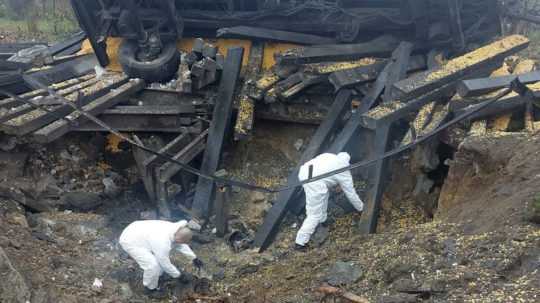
[295, 181, 329, 246]
[124, 246, 163, 290]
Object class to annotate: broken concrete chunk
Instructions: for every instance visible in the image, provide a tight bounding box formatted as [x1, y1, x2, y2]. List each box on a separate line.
[202, 44, 218, 59]
[0, 247, 31, 303]
[192, 38, 204, 55]
[62, 191, 103, 211]
[324, 261, 362, 286]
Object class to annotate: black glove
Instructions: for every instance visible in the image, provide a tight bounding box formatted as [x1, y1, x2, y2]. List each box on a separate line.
[192, 258, 204, 269]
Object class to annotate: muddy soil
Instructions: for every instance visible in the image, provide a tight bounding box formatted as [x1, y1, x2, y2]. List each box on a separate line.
[0, 122, 539, 303]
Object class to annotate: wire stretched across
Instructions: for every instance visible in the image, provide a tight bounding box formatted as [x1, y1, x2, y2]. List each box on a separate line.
[13, 73, 512, 194]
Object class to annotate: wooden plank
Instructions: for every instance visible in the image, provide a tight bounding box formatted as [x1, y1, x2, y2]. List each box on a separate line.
[393, 35, 530, 101]
[0, 74, 94, 109]
[451, 83, 540, 121]
[358, 124, 391, 234]
[254, 89, 353, 252]
[278, 75, 327, 101]
[192, 47, 244, 218]
[217, 26, 336, 45]
[33, 79, 145, 143]
[132, 134, 157, 201]
[276, 35, 401, 65]
[363, 63, 504, 130]
[101, 105, 198, 115]
[234, 42, 263, 141]
[382, 41, 414, 103]
[70, 115, 199, 133]
[214, 186, 231, 237]
[457, 71, 540, 98]
[1, 74, 128, 136]
[159, 130, 209, 182]
[143, 132, 192, 168]
[328, 55, 426, 91]
[0, 76, 100, 123]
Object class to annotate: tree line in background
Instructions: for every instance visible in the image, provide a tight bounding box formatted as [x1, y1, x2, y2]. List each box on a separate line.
[1, 0, 78, 39]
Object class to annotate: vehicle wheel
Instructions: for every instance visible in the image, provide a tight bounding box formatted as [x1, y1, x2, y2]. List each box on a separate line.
[118, 39, 180, 83]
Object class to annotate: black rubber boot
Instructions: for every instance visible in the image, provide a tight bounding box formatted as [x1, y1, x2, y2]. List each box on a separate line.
[143, 287, 168, 299]
[294, 244, 308, 252]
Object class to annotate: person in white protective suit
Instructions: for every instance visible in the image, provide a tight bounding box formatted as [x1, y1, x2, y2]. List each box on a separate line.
[295, 152, 364, 250]
[119, 220, 204, 297]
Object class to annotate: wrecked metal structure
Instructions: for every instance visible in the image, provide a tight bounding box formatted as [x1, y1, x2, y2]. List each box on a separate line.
[2, 0, 539, 256]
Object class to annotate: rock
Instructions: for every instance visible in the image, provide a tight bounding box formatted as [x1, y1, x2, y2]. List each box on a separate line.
[384, 262, 416, 283]
[392, 278, 421, 293]
[236, 264, 259, 276]
[325, 261, 362, 286]
[0, 135, 18, 151]
[30, 212, 107, 242]
[102, 177, 121, 198]
[213, 269, 225, 281]
[187, 219, 202, 231]
[378, 294, 419, 303]
[0, 151, 28, 178]
[192, 232, 213, 244]
[62, 192, 103, 211]
[311, 226, 329, 247]
[8, 213, 28, 228]
[250, 192, 267, 204]
[118, 283, 133, 300]
[0, 247, 31, 302]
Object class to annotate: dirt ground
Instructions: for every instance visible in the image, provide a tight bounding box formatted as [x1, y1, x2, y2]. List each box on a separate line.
[0, 118, 539, 303]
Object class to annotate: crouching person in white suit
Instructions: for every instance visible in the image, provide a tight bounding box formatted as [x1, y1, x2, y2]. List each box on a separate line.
[119, 220, 204, 298]
[295, 152, 364, 251]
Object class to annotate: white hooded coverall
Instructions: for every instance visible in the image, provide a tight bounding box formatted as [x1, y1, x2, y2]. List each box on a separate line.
[295, 152, 364, 246]
[119, 220, 197, 290]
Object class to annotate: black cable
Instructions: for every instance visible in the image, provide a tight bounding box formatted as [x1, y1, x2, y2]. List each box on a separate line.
[20, 73, 512, 194]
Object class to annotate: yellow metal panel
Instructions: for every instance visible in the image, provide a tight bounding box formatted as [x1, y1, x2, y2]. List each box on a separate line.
[79, 37, 298, 71]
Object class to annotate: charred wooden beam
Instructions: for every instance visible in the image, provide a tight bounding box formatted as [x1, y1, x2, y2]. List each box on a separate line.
[154, 131, 208, 216]
[254, 89, 353, 252]
[1, 74, 128, 136]
[0, 74, 95, 110]
[234, 42, 263, 141]
[401, 101, 436, 146]
[71, 115, 201, 133]
[278, 75, 327, 101]
[217, 26, 336, 45]
[303, 59, 383, 75]
[102, 105, 199, 115]
[132, 135, 158, 201]
[329, 55, 425, 91]
[393, 35, 530, 102]
[276, 35, 400, 65]
[159, 129, 208, 183]
[143, 132, 192, 169]
[0, 76, 101, 123]
[357, 124, 391, 234]
[452, 84, 540, 122]
[214, 185, 231, 237]
[457, 71, 540, 98]
[192, 47, 244, 218]
[33, 79, 145, 143]
[382, 41, 414, 102]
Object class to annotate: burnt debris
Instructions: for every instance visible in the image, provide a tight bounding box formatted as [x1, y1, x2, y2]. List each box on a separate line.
[3, 0, 540, 253]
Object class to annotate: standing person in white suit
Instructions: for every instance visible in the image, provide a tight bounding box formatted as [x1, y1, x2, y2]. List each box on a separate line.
[295, 152, 364, 251]
[119, 220, 204, 298]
